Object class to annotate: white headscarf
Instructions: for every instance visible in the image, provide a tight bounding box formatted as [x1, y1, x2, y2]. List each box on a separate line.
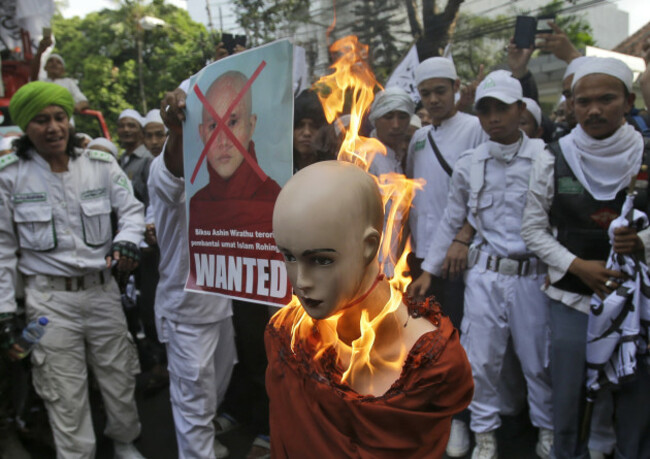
[559, 123, 644, 200]
[369, 87, 415, 124]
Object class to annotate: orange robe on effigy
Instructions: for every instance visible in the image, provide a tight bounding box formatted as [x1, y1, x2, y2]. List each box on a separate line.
[265, 299, 474, 458]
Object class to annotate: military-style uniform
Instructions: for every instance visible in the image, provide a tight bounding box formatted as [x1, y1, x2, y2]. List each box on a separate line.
[0, 148, 145, 458]
[423, 134, 553, 435]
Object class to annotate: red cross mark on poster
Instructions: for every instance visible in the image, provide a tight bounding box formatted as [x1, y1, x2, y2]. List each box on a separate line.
[190, 61, 267, 184]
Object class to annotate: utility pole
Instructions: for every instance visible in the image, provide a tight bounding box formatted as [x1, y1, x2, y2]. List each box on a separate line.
[205, 0, 214, 31]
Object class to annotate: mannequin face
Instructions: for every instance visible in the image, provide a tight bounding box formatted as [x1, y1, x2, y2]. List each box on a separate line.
[275, 215, 369, 320]
[273, 161, 382, 320]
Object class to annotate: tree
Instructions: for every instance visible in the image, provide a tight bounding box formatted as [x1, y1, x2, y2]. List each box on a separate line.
[232, 0, 310, 47]
[535, 0, 595, 50]
[403, 0, 465, 60]
[451, 13, 512, 82]
[352, 0, 411, 83]
[51, 0, 213, 136]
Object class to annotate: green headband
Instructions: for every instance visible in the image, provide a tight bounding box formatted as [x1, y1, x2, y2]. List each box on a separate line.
[9, 81, 75, 131]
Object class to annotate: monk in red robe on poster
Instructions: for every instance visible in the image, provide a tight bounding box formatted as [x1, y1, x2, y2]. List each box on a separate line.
[266, 161, 474, 458]
[187, 70, 287, 303]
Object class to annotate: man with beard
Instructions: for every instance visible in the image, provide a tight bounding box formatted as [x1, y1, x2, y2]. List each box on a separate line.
[522, 57, 650, 459]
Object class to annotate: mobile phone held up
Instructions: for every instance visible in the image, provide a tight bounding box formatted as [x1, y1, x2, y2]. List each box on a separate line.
[514, 16, 536, 49]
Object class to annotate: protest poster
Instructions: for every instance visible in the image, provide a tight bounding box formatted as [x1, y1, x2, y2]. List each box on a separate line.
[183, 40, 293, 306]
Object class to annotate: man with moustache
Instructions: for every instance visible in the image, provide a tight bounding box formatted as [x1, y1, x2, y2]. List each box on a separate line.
[118, 109, 153, 207]
[522, 57, 650, 459]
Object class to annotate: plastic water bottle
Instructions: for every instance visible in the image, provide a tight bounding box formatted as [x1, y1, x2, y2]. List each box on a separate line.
[16, 317, 48, 359]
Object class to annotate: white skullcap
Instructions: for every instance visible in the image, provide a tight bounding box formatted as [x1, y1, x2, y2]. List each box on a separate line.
[118, 109, 144, 127]
[522, 97, 542, 126]
[562, 56, 590, 81]
[571, 57, 634, 92]
[144, 109, 167, 131]
[77, 132, 92, 142]
[475, 70, 523, 105]
[414, 57, 457, 87]
[87, 137, 119, 158]
[369, 87, 415, 123]
[410, 114, 422, 129]
[0, 136, 16, 152]
[47, 53, 65, 67]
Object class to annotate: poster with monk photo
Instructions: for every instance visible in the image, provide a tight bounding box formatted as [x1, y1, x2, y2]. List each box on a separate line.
[183, 40, 293, 306]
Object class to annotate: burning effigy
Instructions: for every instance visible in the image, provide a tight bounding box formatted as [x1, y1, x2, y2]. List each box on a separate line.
[264, 36, 474, 458]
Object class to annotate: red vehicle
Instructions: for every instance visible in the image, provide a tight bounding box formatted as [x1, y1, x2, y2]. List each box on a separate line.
[1, 29, 110, 140]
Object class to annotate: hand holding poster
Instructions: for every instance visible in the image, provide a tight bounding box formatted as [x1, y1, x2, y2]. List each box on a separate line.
[183, 40, 293, 306]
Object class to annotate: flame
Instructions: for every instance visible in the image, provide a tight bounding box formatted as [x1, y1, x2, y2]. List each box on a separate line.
[283, 35, 425, 394]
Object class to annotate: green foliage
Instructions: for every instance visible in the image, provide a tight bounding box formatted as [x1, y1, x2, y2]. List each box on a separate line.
[51, 0, 213, 136]
[537, 0, 596, 49]
[352, 0, 410, 83]
[232, 0, 309, 47]
[451, 13, 512, 82]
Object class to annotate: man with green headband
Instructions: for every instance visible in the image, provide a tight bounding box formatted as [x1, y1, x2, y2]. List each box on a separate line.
[0, 82, 146, 458]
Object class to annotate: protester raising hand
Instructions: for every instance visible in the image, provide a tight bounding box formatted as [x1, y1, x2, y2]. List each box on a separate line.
[507, 38, 534, 78]
[535, 21, 582, 63]
[456, 64, 484, 113]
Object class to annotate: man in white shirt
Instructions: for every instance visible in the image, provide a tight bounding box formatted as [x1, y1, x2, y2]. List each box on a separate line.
[522, 57, 650, 459]
[151, 88, 236, 459]
[405, 56, 487, 458]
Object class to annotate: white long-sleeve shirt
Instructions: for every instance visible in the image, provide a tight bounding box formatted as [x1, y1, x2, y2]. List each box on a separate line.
[521, 147, 650, 314]
[0, 149, 144, 313]
[406, 112, 486, 258]
[422, 135, 544, 276]
[147, 154, 232, 324]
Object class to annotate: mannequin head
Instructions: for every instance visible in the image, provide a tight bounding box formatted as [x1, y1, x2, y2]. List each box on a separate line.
[273, 161, 383, 320]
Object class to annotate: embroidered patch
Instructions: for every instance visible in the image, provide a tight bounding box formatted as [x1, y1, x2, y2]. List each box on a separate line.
[590, 208, 618, 230]
[12, 192, 47, 204]
[113, 174, 131, 192]
[414, 139, 426, 151]
[0, 153, 18, 170]
[87, 149, 114, 163]
[482, 77, 496, 89]
[557, 177, 584, 194]
[80, 187, 107, 200]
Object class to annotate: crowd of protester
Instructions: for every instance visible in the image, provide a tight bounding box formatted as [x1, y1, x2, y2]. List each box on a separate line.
[1, 18, 650, 459]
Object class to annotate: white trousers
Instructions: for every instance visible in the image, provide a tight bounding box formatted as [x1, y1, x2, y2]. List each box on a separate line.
[157, 315, 236, 459]
[461, 266, 553, 433]
[25, 276, 141, 459]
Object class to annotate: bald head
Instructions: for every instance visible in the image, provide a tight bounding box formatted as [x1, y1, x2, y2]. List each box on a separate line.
[273, 161, 384, 319]
[203, 70, 253, 120]
[199, 70, 257, 180]
[274, 161, 383, 240]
